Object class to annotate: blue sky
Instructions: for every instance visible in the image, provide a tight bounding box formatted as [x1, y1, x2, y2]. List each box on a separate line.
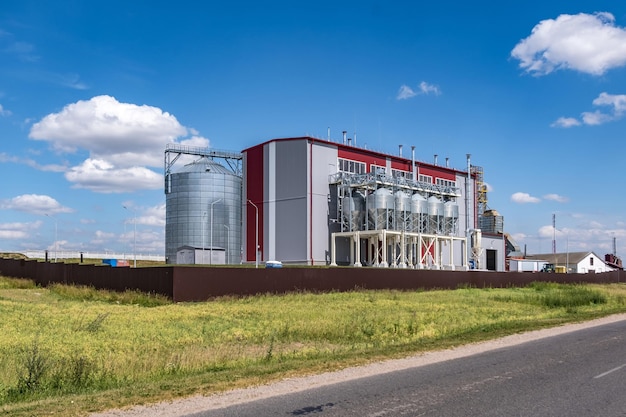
[1, 1, 626, 259]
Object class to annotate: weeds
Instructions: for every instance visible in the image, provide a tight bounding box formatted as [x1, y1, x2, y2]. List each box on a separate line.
[11, 341, 48, 396]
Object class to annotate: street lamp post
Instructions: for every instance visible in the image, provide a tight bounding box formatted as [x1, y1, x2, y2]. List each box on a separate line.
[202, 211, 207, 264]
[247, 199, 259, 268]
[123, 205, 137, 268]
[210, 198, 222, 265]
[45, 214, 58, 262]
[224, 224, 230, 264]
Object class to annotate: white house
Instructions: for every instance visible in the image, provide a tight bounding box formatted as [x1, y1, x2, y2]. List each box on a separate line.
[525, 252, 612, 273]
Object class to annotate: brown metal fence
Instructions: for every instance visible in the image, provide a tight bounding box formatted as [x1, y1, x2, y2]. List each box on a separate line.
[0, 257, 623, 302]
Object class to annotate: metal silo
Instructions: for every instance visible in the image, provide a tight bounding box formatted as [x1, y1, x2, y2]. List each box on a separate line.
[394, 191, 411, 231]
[165, 157, 242, 264]
[443, 201, 459, 235]
[342, 191, 365, 231]
[367, 188, 394, 230]
[427, 196, 444, 234]
[410, 193, 428, 233]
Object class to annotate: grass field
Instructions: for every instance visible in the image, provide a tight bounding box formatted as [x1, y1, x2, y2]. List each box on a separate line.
[1, 276, 626, 417]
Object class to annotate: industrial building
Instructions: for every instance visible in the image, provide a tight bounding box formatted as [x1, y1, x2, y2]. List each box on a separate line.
[165, 135, 507, 271]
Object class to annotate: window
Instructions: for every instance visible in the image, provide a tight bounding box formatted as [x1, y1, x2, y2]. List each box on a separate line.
[392, 169, 413, 180]
[590, 257, 594, 266]
[436, 178, 456, 188]
[338, 158, 366, 174]
[371, 164, 386, 175]
[418, 174, 433, 184]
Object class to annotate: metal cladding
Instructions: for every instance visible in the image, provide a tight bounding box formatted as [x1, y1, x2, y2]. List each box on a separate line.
[165, 157, 242, 264]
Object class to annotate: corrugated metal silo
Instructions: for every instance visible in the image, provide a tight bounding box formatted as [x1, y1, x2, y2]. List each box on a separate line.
[427, 196, 444, 234]
[367, 188, 394, 230]
[342, 191, 365, 231]
[410, 193, 428, 233]
[165, 157, 242, 264]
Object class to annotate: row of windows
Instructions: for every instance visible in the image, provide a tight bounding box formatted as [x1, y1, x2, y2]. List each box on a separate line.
[436, 178, 456, 188]
[338, 158, 456, 187]
[338, 158, 366, 174]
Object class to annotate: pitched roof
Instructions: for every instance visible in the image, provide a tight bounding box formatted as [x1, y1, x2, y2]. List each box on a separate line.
[525, 252, 597, 265]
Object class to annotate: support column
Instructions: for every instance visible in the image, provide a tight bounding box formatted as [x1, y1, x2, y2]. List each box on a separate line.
[330, 233, 337, 266]
[354, 232, 362, 267]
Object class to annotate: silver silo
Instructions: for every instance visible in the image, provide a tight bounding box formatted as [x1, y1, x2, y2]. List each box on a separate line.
[394, 190, 411, 231]
[165, 157, 242, 264]
[367, 188, 394, 230]
[342, 191, 365, 231]
[443, 201, 459, 235]
[427, 196, 444, 234]
[410, 193, 428, 233]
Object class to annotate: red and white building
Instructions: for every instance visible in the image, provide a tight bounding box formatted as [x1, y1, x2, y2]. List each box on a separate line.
[243, 136, 505, 270]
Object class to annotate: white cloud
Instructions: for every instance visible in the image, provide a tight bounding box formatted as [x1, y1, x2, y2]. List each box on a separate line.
[550, 117, 581, 128]
[0, 194, 73, 215]
[0, 221, 42, 239]
[397, 85, 416, 100]
[28, 95, 210, 193]
[552, 92, 626, 127]
[418, 81, 441, 95]
[543, 193, 569, 203]
[511, 192, 541, 204]
[512, 12, 626, 76]
[396, 81, 441, 100]
[64, 158, 163, 193]
[139, 203, 166, 227]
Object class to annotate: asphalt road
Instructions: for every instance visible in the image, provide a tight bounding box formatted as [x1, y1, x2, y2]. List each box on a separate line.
[187, 320, 626, 417]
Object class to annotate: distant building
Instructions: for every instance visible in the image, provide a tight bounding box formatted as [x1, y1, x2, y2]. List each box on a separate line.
[525, 252, 612, 273]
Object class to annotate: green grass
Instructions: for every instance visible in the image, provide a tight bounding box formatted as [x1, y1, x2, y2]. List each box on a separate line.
[1, 277, 626, 417]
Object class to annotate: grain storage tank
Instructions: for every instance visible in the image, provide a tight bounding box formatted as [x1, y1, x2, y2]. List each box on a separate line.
[410, 193, 428, 233]
[367, 188, 394, 230]
[394, 190, 411, 231]
[443, 200, 459, 235]
[341, 191, 365, 231]
[165, 157, 242, 264]
[427, 196, 444, 234]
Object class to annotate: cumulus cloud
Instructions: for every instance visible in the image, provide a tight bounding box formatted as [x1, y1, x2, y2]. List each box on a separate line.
[543, 193, 569, 203]
[512, 12, 626, 76]
[64, 158, 163, 193]
[396, 81, 441, 100]
[511, 192, 541, 204]
[0, 194, 73, 216]
[0, 221, 42, 239]
[28, 95, 210, 193]
[552, 92, 626, 127]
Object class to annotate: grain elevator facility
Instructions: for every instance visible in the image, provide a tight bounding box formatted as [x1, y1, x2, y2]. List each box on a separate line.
[242, 135, 505, 270]
[164, 144, 243, 264]
[164, 135, 505, 270]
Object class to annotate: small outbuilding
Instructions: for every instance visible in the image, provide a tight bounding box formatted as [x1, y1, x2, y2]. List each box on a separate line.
[525, 251, 613, 274]
[176, 245, 226, 265]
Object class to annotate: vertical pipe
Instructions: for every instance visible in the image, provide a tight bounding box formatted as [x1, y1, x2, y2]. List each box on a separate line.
[342, 131, 347, 145]
[466, 154, 471, 268]
[411, 146, 416, 180]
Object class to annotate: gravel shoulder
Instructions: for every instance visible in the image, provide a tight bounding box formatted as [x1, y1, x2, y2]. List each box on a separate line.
[90, 313, 626, 417]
